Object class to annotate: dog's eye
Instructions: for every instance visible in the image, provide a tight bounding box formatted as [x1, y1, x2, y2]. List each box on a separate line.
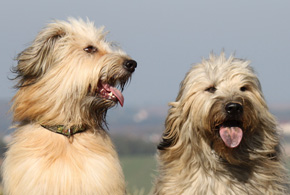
[84, 45, 98, 54]
[205, 86, 217, 93]
[240, 86, 247, 92]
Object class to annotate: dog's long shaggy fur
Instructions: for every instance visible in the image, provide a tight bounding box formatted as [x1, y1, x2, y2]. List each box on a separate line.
[1, 18, 137, 195]
[154, 53, 289, 195]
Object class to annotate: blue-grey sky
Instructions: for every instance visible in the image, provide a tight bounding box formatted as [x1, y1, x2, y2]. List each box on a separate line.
[1, 0, 290, 109]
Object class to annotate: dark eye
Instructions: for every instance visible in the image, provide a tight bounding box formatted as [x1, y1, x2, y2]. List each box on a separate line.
[240, 86, 247, 92]
[205, 86, 217, 93]
[84, 45, 98, 54]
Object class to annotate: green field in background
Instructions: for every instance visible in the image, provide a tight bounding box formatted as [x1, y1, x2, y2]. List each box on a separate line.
[120, 155, 157, 195]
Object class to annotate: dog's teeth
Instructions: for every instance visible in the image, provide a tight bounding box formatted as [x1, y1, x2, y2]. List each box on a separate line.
[95, 84, 118, 102]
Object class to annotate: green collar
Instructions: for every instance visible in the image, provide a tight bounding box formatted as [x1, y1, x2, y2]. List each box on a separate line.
[41, 125, 87, 137]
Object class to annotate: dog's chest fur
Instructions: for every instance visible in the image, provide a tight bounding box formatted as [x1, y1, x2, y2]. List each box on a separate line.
[2, 124, 125, 195]
[156, 150, 284, 195]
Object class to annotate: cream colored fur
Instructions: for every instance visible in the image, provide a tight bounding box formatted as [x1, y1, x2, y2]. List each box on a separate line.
[1, 18, 136, 195]
[154, 53, 289, 195]
[3, 125, 124, 195]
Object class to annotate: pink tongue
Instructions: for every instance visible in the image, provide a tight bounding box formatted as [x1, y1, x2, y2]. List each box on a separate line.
[219, 126, 243, 148]
[103, 84, 124, 107]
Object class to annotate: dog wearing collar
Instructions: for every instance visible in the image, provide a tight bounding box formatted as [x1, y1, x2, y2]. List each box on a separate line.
[2, 18, 137, 195]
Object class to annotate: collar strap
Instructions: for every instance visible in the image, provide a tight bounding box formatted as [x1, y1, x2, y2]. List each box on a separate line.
[41, 125, 87, 137]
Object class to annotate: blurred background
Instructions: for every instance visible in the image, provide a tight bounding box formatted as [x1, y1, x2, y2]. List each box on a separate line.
[1, 1, 290, 194]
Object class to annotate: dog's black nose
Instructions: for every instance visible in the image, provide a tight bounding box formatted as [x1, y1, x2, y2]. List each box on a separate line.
[123, 60, 137, 73]
[225, 103, 243, 116]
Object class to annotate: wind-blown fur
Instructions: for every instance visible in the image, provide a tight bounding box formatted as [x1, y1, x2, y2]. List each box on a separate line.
[154, 53, 289, 194]
[2, 18, 136, 195]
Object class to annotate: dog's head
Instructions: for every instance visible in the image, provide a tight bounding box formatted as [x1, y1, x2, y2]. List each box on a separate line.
[158, 53, 279, 164]
[12, 18, 137, 129]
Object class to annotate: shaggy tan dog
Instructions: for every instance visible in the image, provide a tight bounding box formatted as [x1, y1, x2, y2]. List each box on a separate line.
[154, 53, 289, 194]
[1, 18, 137, 195]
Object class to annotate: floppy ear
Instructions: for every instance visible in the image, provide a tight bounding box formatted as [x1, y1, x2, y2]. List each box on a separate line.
[158, 103, 182, 150]
[158, 79, 187, 150]
[13, 23, 65, 87]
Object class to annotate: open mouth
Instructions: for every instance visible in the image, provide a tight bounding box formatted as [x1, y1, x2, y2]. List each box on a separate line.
[217, 121, 243, 148]
[95, 82, 125, 107]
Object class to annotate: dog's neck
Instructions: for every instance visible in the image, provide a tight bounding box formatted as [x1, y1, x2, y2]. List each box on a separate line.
[41, 125, 87, 138]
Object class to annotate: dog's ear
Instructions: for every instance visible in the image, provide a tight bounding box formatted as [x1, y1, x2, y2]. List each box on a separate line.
[158, 103, 181, 150]
[13, 24, 65, 88]
[158, 81, 187, 150]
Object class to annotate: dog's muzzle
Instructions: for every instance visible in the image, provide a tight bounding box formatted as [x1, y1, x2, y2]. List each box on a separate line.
[218, 103, 244, 148]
